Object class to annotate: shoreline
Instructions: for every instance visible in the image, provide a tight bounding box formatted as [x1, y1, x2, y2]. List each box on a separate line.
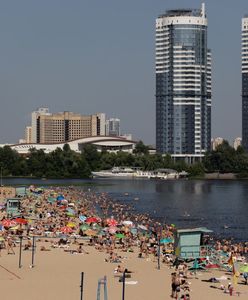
[0, 186, 247, 299]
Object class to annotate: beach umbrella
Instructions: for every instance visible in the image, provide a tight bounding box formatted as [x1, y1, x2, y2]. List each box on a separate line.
[79, 215, 87, 222]
[1, 219, 17, 227]
[97, 230, 106, 236]
[14, 218, 28, 225]
[67, 222, 76, 228]
[138, 224, 148, 231]
[122, 220, 133, 226]
[80, 224, 90, 231]
[108, 226, 118, 234]
[66, 212, 76, 217]
[57, 195, 64, 201]
[61, 199, 68, 204]
[85, 217, 98, 224]
[106, 218, 118, 227]
[47, 197, 56, 203]
[115, 233, 125, 239]
[160, 237, 173, 244]
[85, 229, 97, 236]
[240, 264, 248, 273]
[60, 226, 73, 234]
[92, 223, 102, 230]
[9, 225, 19, 231]
[130, 228, 138, 235]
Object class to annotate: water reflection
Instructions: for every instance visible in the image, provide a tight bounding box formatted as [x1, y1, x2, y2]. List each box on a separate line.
[155, 180, 212, 195]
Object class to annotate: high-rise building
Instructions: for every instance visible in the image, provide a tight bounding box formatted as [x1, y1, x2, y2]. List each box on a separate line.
[155, 3, 212, 161]
[242, 17, 248, 151]
[31, 107, 51, 143]
[25, 126, 32, 143]
[106, 118, 121, 136]
[30, 108, 106, 143]
[233, 137, 242, 150]
[211, 137, 224, 151]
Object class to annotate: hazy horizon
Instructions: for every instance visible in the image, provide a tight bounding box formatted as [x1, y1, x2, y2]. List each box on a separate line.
[0, 0, 247, 145]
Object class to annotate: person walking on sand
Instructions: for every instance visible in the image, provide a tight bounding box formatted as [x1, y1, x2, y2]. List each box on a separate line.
[7, 236, 15, 255]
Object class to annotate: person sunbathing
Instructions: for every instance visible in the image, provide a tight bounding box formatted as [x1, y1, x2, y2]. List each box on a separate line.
[114, 265, 133, 273]
[40, 245, 51, 251]
[76, 245, 89, 254]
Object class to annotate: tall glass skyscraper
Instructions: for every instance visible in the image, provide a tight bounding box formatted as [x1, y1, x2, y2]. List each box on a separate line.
[242, 17, 248, 151]
[155, 3, 211, 161]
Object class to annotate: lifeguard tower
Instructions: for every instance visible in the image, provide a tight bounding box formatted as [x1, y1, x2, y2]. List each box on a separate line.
[6, 198, 21, 216]
[174, 227, 212, 259]
[15, 186, 27, 197]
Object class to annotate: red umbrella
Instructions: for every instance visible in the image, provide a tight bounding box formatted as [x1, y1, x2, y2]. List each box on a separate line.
[14, 218, 28, 225]
[1, 219, 17, 227]
[106, 218, 118, 227]
[85, 217, 98, 224]
[60, 226, 73, 234]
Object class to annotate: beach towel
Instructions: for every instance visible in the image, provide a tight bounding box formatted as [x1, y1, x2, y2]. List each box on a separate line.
[125, 281, 138, 285]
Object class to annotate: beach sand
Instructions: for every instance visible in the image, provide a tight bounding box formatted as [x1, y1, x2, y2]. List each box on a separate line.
[0, 241, 247, 300]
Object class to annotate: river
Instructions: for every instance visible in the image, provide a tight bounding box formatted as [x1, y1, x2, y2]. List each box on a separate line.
[2, 178, 248, 242]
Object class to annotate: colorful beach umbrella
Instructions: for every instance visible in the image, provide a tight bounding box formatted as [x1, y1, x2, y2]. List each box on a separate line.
[108, 226, 118, 234]
[160, 237, 173, 244]
[1, 219, 17, 227]
[240, 264, 248, 273]
[115, 233, 125, 239]
[79, 215, 87, 222]
[122, 220, 133, 226]
[67, 222, 76, 228]
[85, 217, 98, 224]
[106, 218, 118, 227]
[14, 218, 28, 225]
[60, 226, 73, 234]
[9, 225, 19, 231]
[84, 229, 97, 236]
[138, 224, 148, 231]
[80, 224, 90, 231]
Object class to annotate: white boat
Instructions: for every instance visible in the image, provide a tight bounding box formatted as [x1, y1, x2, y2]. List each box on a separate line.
[92, 167, 186, 180]
[92, 167, 136, 178]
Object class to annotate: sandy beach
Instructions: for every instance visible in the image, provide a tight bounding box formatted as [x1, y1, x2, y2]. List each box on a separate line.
[0, 186, 248, 299]
[0, 240, 247, 300]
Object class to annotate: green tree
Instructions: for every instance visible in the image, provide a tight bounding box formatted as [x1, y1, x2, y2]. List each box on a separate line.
[133, 141, 149, 155]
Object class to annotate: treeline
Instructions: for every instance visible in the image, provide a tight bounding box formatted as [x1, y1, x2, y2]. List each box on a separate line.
[0, 140, 247, 179]
[204, 140, 248, 176]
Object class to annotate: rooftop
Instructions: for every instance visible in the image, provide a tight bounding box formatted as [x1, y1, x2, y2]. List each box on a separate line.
[159, 8, 202, 19]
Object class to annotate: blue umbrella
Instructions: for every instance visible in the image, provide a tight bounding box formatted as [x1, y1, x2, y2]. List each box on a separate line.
[79, 215, 87, 222]
[57, 195, 64, 201]
[130, 228, 138, 235]
[160, 237, 173, 244]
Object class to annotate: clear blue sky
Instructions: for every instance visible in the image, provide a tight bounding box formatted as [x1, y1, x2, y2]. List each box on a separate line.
[0, 0, 247, 145]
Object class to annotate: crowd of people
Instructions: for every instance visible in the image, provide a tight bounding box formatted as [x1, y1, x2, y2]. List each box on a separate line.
[0, 185, 247, 299]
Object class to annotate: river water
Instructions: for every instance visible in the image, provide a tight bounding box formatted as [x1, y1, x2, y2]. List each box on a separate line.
[2, 178, 248, 242]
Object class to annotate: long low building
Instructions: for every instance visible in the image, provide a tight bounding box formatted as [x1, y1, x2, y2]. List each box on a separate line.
[2, 136, 137, 155]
